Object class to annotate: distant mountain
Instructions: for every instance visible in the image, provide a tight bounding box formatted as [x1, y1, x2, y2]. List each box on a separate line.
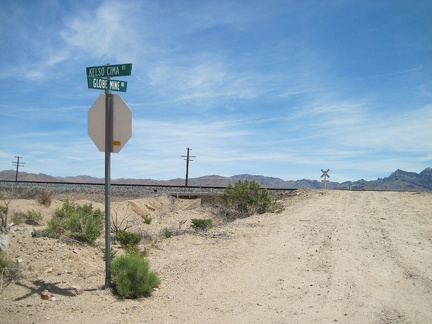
[1, 168, 431, 191]
[340, 168, 432, 191]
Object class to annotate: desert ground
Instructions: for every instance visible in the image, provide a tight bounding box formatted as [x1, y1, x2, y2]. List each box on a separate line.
[1, 189, 431, 323]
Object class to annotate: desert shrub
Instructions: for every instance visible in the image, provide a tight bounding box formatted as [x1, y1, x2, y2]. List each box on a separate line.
[221, 180, 269, 214]
[266, 200, 285, 214]
[1, 189, 15, 231]
[37, 189, 52, 207]
[110, 254, 160, 298]
[43, 200, 103, 245]
[220, 180, 284, 219]
[0, 205, 10, 231]
[11, 211, 26, 225]
[110, 208, 133, 235]
[117, 230, 141, 248]
[0, 252, 22, 291]
[191, 218, 213, 231]
[25, 210, 43, 225]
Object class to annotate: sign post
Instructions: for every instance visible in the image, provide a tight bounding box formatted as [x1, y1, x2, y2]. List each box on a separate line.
[86, 63, 132, 289]
[321, 169, 330, 190]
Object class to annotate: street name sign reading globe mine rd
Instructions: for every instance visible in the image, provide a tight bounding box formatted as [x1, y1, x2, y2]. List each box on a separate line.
[88, 77, 128, 92]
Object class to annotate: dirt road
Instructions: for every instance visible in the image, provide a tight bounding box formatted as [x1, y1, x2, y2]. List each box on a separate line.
[1, 190, 431, 323]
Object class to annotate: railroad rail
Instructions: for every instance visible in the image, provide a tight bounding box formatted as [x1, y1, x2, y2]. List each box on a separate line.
[0, 180, 296, 199]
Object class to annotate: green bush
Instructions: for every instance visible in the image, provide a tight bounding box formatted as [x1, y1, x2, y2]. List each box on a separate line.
[191, 218, 213, 230]
[222, 180, 269, 214]
[25, 210, 43, 225]
[221, 180, 284, 218]
[117, 230, 142, 248]
[110, 254, 160, 298]
[43, 200, 103, 245]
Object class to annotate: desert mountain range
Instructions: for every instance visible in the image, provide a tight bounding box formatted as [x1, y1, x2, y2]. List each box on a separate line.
[1, 168, 432, 191]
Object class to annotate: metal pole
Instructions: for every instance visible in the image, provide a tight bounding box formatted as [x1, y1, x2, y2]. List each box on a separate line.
[104, 88, 113, 289]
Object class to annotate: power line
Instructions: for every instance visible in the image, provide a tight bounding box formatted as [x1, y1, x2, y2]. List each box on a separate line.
[181, 148, 196, 186]
[12, 156, 24, 182]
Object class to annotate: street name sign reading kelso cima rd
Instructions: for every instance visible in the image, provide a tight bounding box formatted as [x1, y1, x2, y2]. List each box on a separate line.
[86, 63, 132, 289]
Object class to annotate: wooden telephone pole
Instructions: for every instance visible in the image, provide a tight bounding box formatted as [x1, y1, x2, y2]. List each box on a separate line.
[12, 156, 24, 181]
[181, 148, 196, 186]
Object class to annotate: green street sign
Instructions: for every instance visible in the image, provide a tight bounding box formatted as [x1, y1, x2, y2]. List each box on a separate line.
[88, 77, 128, 92]
[86, 63, 132, 78]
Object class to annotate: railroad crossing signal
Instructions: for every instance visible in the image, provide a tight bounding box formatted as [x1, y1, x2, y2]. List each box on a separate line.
[321, 169, 330, 189]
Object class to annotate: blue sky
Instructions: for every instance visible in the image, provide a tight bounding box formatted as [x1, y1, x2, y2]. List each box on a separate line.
[0, 0, 431, 182]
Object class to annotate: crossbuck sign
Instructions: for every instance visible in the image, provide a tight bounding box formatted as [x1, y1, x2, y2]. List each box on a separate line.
[321, 169, 330, 189]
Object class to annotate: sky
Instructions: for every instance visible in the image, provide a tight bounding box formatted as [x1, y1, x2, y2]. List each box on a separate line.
[0, 0, 431, 183]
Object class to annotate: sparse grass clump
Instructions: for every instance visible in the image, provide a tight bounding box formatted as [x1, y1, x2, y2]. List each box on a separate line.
[110, 254, 160, 298]
[123, 244, 148, 258]
[0, 252, 22, 291]
[191, 218, 213, 231]
[43, 200, 103, 245]
[162, 227, 173, 238]
[142, 215, 152, 224]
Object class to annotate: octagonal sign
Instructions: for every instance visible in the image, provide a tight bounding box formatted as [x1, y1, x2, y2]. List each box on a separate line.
[88, 94, 132, 153]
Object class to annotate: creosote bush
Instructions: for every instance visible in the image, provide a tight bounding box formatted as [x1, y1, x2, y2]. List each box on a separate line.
[43, 200, 103, 245]
[220, 180, 284, 219]
[110, 254, 160, 298]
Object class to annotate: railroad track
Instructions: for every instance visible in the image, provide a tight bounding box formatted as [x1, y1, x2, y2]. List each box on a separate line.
[0, 180, 296, 199]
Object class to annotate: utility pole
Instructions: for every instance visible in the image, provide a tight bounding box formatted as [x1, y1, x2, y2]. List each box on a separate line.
[12, 156, 24, 181]
[181, 148, 196, 186]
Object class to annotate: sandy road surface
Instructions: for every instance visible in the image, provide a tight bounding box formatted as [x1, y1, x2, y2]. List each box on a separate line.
[1, 190, 431, 323]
